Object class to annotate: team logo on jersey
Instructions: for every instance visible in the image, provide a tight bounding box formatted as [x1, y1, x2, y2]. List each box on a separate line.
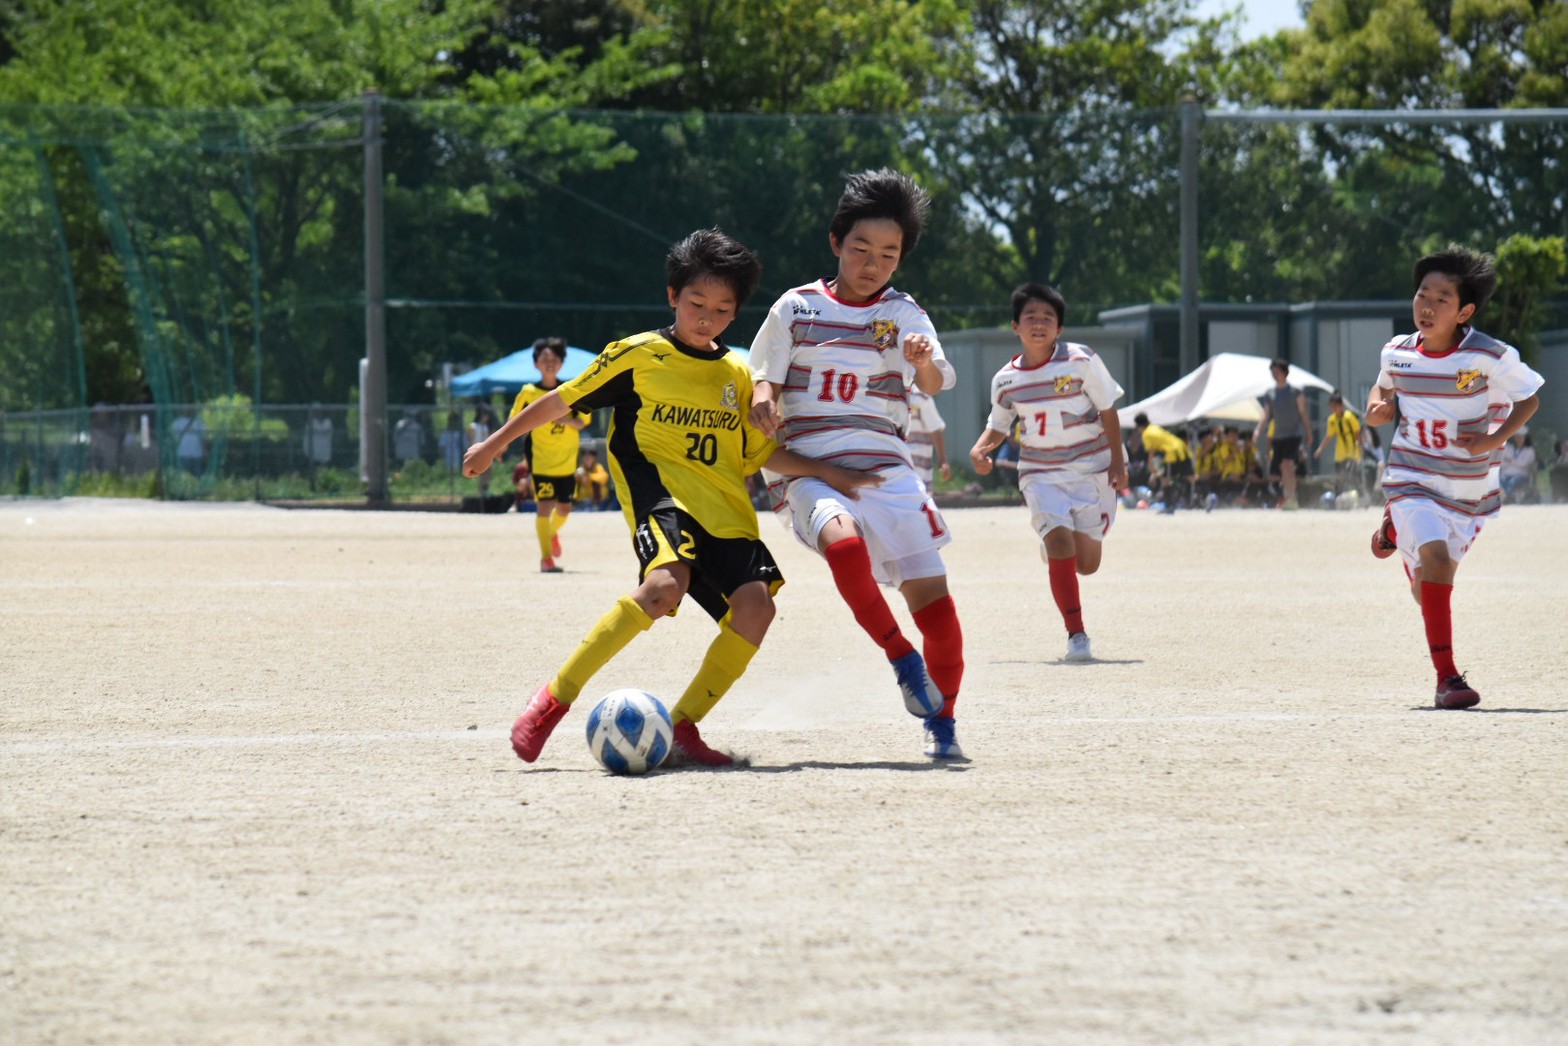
[720, 382, 738, 410]
[1053, 375, 1074, 394]
[870, 319, 899, 350]
[1455, 368, 1482, 392]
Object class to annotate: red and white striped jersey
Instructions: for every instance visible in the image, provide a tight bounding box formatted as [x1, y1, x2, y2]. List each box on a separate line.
[750, 279, 955, 473]
[986, 342, 1124, 477]
[1376, 327, 1543, 515]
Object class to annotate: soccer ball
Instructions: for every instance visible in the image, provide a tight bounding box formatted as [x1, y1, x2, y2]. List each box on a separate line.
[585, 689, 674, 775]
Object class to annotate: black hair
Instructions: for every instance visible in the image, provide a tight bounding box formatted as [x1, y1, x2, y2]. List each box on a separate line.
[1011, 282, 1068, 326]
[1328, 390, 1344, 404]
[1413, 246, 1498, 311]
[1134, 413, 1150, 427]
[829, 168, 930, 259]
[532, 335, 568, 363]
[1270, 357, 1291, 374]
[666, 227, 763, 306]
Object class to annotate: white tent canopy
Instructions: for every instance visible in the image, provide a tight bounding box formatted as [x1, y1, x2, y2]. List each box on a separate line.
[1119, 353, 1336, 428]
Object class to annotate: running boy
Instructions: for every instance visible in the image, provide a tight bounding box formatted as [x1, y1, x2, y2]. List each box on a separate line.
[748, 168, 968, 760]
[464, 228, 876, 766]
[510, 336, 589, 572]
[969, 283, 1126, 662]
[1366, 246, 1543, 709]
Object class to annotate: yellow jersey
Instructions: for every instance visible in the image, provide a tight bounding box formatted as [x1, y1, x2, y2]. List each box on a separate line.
[559, 329, 778, 539]
[1326, 410, 1363, 463]
[1140, 423, 1191, 462]
[510, 383, 589, 476]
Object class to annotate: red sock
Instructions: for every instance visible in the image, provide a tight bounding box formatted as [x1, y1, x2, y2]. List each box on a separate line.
[912, 596, 964, 717]
[1420, 581, 1458, 679]
[823, 537, 914, 660]
[1047, 556, 1085, 635]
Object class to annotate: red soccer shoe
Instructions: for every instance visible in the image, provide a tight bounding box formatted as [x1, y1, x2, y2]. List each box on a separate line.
[1434, 674, 1480, 710]
[1370, 507, 1398, 559]
[512, 683, 569, 762]
[671, 719, 733, 767]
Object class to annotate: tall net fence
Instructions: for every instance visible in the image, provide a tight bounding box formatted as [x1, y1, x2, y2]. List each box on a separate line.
[1, 100, 1563, 501]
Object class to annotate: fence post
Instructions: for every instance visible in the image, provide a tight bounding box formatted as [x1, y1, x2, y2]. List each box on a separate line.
[1179, 97, 1202, 379]
[363, 90, 390, 505]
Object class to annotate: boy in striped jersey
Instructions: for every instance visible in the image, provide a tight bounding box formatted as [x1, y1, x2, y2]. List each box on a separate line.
[464, 228, 877, 766]
[1366, 246, 1543, 709]
[970, 283, 1127, 662]
[748, 168, 968, 760]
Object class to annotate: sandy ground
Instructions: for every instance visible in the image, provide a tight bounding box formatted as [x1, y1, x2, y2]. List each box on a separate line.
[2, 496, 1566, 1045]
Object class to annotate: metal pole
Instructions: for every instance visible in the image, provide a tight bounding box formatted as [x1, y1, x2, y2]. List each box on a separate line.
[1179, 98, 1202, 377]
[363, 90, 390, 505]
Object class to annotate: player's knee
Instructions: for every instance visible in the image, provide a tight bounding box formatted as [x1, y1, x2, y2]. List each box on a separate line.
[636, 571, 688, 616]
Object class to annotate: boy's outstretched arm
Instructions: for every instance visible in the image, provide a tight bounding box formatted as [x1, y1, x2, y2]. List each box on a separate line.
[969, 427, 1007, 476]
[463, 391, 571, 477]
[762, 446, 881, 501]
[1100, 406, 1128, 490]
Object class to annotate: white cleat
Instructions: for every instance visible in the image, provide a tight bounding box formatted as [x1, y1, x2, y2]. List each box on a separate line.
[922, 715, 965, 760]
[1065, 631, 1093, 662]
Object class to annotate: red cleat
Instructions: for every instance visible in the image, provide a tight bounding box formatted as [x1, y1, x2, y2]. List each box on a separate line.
[512, 683, 569, 762]
[540, 557, 563, 573]
[1370, 507, 1398, 559]
[551, 532, 563, 558]
[1435, 674, 1480, 710]
[671, 719, 733, 767]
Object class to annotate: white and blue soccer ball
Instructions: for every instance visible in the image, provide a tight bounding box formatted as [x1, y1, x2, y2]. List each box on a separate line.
[585, 689, 674, 775]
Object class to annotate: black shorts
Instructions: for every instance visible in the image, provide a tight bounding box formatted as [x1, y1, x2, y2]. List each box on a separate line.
[533, 473, 577, 504]
[1270, 436, 1303, 464]
[632, 505, 783, 622]
[1163, 457, 1194, 479]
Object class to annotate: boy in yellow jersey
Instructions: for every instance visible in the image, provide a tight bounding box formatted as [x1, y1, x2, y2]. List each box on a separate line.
[464, 228, 877, 767]
[510, 337, 590, 572]
[1313, 391, 1364, 500]
[1133, 413, 1192, 513]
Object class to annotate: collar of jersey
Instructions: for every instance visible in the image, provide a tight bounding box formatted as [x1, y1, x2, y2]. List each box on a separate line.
[818, 277, 891, 308]
[1415, 324, 1472, 357]
[659, 325, 730, 360]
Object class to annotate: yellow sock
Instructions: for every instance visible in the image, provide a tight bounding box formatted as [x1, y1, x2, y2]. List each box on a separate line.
[550, 511, 569, 536]
[670, 621, 759, 725]
[550, 595, 654, 703]
[535, 513, 553, 559]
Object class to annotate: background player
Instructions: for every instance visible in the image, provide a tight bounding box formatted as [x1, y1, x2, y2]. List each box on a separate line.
[464, 228, 876, 766]
[510, 336, 589, 572]
[749, 168, 968, 760]
[969, 283, 1126, 662]
[1366, 245, 1543, 709]
[906, 388, 951, 490]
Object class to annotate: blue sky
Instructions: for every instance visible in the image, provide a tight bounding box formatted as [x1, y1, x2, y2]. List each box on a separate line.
[1193, 0, 1306, 38]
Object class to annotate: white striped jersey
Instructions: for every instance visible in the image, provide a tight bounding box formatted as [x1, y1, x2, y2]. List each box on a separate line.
[749, 279, 956, 474]
[1375, 327, 1544, 516]
[986, 342, 1124, 477]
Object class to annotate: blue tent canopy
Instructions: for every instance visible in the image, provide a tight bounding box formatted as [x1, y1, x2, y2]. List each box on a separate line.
[449, 346, 597, 397]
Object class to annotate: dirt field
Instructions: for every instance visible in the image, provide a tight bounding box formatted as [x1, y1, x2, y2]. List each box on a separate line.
[3, 496, 1565, 1045]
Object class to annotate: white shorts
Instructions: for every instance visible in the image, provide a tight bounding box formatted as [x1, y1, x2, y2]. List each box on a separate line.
[1390, 496, 1485, 573]
[1021, 470, 1117, 541]
[778, 469, 951, 587]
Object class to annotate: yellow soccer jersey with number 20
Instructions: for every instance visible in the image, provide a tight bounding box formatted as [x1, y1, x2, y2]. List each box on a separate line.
[558, 329, 777, 539]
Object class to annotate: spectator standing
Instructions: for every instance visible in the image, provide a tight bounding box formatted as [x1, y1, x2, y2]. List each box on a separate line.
[303, 406, 334, 467]
[1498, 428, 1537, 503]
[1254, 358, 1313, 509]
